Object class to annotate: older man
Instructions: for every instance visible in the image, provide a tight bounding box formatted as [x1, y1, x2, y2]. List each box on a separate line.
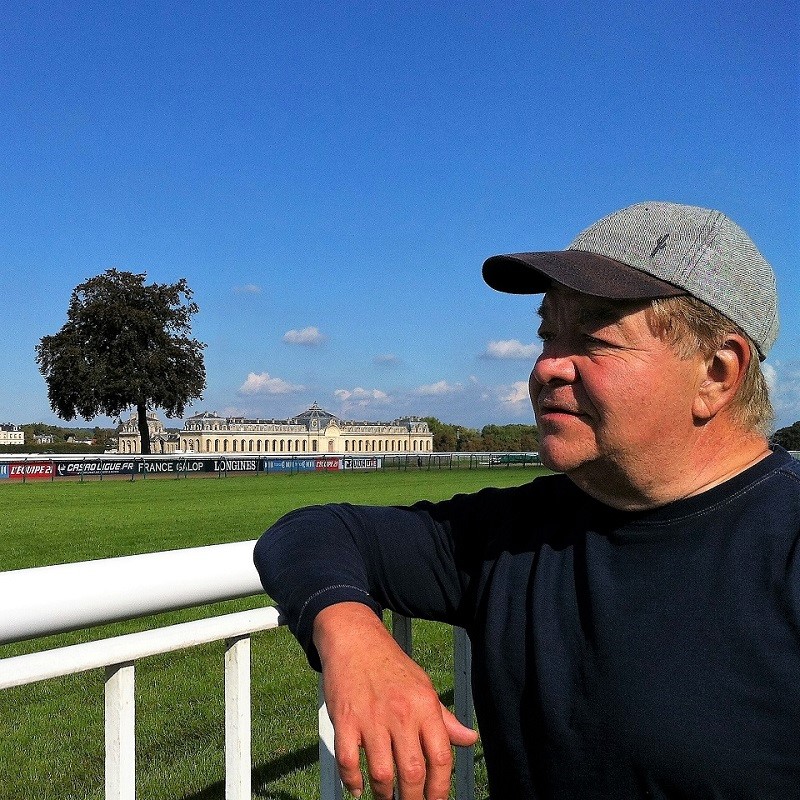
[254, 203, 800, 799]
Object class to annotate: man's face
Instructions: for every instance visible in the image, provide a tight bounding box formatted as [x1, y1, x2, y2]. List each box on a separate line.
[530, 287, 706, 498]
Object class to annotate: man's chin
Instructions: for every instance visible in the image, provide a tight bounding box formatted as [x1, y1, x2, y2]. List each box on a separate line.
[538, 439, 593, 475]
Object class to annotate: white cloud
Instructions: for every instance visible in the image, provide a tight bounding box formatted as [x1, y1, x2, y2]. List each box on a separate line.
[763, 362, 777, 394]
[499, 381, 531, 407]
[238, 372, 305, 396]
[763, 360, 800, 429]
[373, 353, 401, 367]
[283, 326, 325, 346]
[483, 339, 541, 360]
[334, 387, 390, 405]
[414, 380, 463, 397]
[234, 283, 262, 294]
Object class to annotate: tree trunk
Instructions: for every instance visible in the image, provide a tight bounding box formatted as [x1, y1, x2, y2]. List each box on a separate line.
[137, 403, 151, 455]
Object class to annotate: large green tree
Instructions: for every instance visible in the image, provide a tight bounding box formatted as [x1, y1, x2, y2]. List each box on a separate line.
[36, 269, 206, 454]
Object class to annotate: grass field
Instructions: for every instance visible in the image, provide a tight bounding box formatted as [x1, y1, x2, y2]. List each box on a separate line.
[0, 466, 548, 799]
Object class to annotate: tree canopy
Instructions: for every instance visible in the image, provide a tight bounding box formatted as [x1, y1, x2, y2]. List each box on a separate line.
[771, 421, 800, 451]
[424, 417, 539, 452]
[36, 269, 206, 454]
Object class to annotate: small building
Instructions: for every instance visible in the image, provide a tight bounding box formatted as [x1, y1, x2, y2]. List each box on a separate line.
[0, 424, 24, 447]
[34, 434, 55, 445]
[179, 402, 434, 455]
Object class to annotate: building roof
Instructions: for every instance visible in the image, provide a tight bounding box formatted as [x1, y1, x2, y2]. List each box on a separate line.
[288, 402, 340, 429]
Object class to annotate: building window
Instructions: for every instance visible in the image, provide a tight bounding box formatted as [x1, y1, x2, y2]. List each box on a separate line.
[312, 439, 318, 452]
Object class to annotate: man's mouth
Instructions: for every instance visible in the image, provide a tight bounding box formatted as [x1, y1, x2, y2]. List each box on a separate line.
[536, 399, 587, 420]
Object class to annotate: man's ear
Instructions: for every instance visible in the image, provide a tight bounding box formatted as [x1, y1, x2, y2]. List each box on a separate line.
[692, 334, 751, 422]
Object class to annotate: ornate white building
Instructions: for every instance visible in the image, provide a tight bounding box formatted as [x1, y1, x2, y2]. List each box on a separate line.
[179, 402, 433, 455]
[117, 411, 181, 454]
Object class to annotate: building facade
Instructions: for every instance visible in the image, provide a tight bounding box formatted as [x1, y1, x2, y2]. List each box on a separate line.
[0, 424, 24, 447]
[117, 411, 181, 454]
[179, 402, 433, 455]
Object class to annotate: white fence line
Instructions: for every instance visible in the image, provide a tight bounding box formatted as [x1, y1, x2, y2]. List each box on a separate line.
[0, 540, 263, 644]
[0, 542, 475, 799]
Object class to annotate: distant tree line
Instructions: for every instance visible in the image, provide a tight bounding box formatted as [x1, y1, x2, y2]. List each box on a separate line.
[424, 418, 539, 452]
[0, 423, 118, 454]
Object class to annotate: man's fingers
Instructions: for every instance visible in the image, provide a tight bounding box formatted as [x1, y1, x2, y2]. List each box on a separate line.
[441, 703, 480, 747]
[362, 729, 402, 800]
[420, 723, 456, 800]
[333, 723, 366, 798]
[335, 704, 478, 800]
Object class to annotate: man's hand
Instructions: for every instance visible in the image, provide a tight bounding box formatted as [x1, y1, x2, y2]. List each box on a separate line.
[313, 602, 479, 800]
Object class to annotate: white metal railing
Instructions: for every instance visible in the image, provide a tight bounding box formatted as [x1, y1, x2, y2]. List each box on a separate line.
[0, 541, 475, 799]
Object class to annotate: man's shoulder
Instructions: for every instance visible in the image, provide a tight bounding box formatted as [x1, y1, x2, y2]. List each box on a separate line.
[772, 446, 800, 474]
[476, 471, 576, 503]
[755, 446, 800, 489]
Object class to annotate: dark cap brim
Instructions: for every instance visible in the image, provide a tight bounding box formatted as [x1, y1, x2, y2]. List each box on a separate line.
[482, 250, 687, 300]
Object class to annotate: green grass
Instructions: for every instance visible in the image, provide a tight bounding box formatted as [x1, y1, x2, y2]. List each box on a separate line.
[0, 467, 548, 799]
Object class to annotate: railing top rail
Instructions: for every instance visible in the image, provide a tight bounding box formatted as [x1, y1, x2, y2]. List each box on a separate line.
[0, 606, 281, 690]
[0, 606, 282, 689]
[0, 539, 262, 645]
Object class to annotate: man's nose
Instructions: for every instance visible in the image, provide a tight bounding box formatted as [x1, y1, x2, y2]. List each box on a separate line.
[531, 344, 578, 386]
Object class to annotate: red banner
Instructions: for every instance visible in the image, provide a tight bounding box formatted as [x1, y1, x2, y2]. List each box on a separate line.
[9, 461, 54, 480]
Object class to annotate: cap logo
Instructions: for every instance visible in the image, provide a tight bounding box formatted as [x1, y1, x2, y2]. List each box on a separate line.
[650, 233, 670, 258]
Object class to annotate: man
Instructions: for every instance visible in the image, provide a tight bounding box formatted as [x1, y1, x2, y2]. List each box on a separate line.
[254, 202, 800, 799]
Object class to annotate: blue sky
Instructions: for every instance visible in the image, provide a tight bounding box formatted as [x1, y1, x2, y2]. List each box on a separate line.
[1, 0, 798, 431]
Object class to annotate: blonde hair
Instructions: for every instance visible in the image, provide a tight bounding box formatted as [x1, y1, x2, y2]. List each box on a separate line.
[646, 295, 773, 435]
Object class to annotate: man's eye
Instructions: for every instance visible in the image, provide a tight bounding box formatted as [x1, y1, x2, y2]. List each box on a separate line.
[582, 334, 615, 349]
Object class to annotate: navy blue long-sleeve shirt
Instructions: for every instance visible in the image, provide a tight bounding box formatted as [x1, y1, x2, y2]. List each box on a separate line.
[254, 447, 800, 798]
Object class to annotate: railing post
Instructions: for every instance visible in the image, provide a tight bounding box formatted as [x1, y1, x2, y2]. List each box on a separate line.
[391, 612, 412, 657]
[105, 661, 136, 800]
[318, 675, 343, 799]
[453, 627, 475, 800]
[225, 635, 251, 800]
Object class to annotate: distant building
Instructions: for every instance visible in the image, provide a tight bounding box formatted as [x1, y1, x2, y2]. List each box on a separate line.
[0, 424, 24, 447]
[179, 402, 434, 455]
[34, 434, 55, 445]
[116, 411, 181, 454]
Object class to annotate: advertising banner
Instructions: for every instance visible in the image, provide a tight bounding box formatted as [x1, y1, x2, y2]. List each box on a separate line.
[8, 461, 54, 480]
[342, 457, 381, 470]
[55, 460, 137, 477]
[264, 458, 317, 472]
[263, 457, 343, 473]
[0, 464, 8, 480]
[213, 458, 259, 473]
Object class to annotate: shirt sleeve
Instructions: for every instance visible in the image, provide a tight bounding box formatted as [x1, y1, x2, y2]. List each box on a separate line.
[253, 484, 528, 669]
